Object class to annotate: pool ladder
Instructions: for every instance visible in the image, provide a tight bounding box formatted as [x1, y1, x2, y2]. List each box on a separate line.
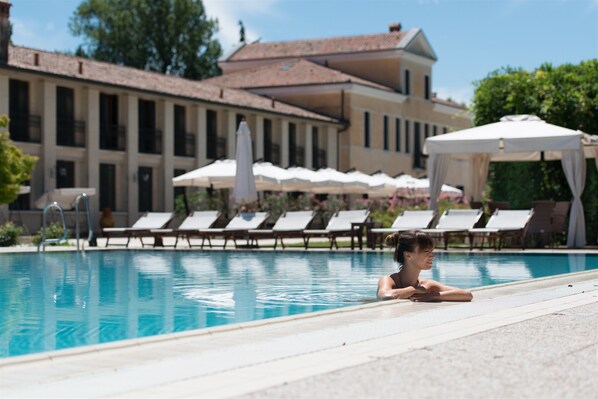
[38, 193, 95, 252]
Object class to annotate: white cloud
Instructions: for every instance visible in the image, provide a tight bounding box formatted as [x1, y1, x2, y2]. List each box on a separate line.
[434, 85, 474, 106]
[11, 17, 78, 52]
[203, 0, 281, 51]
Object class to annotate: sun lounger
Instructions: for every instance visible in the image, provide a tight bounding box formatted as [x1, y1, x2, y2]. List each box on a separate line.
[247, 211, 316, 249]
[102, 212, 175, 247]
[368, 210, 437, 249]
[303, 209, 370, 249]
[191, 212, 270, 249]
[420, 209, 484, 250]
[468, 209, 534, 250]
[148, 211, 221, 248]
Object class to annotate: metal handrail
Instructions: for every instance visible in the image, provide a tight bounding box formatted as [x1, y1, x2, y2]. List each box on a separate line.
[74, 193, 95, 251]
[38, 201, 68, 252]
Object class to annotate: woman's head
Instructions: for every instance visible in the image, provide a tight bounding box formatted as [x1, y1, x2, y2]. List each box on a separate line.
[385, 230, 435, 265]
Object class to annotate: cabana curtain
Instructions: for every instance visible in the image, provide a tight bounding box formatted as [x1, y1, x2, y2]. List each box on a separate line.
[424, 115, 596, 248]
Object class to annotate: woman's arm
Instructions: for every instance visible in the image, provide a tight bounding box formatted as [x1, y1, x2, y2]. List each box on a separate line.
[412, 280, 473, 302]
[377, 276, 427, 300]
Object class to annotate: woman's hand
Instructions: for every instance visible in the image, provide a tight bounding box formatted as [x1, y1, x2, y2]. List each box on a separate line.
[414, 285, 428, 295]
[409, 291, 441, 302]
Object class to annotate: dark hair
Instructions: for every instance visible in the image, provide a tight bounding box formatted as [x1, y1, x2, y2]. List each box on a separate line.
[385, 230, 434, 264]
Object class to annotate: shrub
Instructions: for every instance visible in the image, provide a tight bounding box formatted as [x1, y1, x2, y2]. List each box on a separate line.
[33, 223, 68, 245]
[0, 222, 23, 247]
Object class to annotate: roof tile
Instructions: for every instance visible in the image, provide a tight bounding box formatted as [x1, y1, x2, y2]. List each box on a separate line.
[228, 31, 408, 61]
[205, 59, 393, 91]
[6, 45, 339, 123]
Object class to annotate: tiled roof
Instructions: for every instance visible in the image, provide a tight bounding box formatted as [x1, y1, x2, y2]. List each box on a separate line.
[5, 45, 339, 124]
[432, 96, 468, 110]
[204, 59, 393, 91]
[227, 31, 409, 62]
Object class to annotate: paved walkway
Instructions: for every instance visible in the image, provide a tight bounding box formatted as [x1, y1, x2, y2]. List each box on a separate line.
[244, 301, 598, 399]
[1, 269, 596, 398]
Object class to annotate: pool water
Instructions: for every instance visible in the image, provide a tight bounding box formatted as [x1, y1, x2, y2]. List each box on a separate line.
[0, 250, 596, 358]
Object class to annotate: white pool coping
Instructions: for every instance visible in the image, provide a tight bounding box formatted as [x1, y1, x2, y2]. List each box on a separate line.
[1, 268, 597, 398]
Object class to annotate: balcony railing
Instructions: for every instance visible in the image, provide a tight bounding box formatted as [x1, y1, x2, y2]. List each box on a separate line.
[174, 131, 196, 157]
[57, 119, 86, 147]
[271, 143, 281, 166]
[8, 113, 41, 143]
[139, 128, 162, 154]
[317, 149, 327, 169]
[216, 137, 227, 158]
[100, 124, 126, 151]
[289, 145, 305, 167]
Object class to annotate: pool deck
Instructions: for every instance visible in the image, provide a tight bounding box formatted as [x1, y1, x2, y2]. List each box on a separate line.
[1, 240, 597, 398]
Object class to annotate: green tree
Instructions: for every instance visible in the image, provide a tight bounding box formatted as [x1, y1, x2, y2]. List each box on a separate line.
[0, 115, 38, 205]
[69, 0, 222, 80]
[472, 60, 598, 242]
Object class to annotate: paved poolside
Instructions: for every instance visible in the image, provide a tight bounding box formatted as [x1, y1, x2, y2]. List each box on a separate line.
[0, 243, 596, 398]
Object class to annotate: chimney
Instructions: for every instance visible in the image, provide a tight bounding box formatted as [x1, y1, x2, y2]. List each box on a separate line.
[0, 0, 11, 65]
[389, 22, 402, 33]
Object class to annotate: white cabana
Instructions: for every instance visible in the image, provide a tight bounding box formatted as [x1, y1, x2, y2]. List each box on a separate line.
[424, 115, 596, 248]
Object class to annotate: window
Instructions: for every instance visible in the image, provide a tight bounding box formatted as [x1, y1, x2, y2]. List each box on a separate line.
[288, 122, 297, 166]
[174, 169, 186, 206]
[395, 118, 401, 152]
[312, 126, 320, 168]
[425, 75, 430, 100]
[236, 113, 246, 129]
[138, 167, 152, 212]
[56, 86, 76, 146]
[9, 79, 40, 143]
[99, 93, 122, 150]
[443, 127, 448, 134]
[405, 120, 410, 154]
[206, 109, 218, 159]
[425, 123, 429, 139]
[433, 125, 437, 136]
[364, 111, 370, 148]
[404, 70, 410, 95]
[56, 160, 75, 188]
[99, 163, 116, 211]
[383, 116, 389, 151]
[263, 118, 273, 163]
[138, 99, 160, 154]
[174, 105, 194, 157]
[413, 122, 422, 169]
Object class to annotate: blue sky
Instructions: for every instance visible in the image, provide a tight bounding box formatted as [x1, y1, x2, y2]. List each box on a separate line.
[9, 0, 598, 104]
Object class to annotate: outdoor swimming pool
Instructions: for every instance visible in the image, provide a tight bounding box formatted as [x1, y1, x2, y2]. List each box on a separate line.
[0, 250, 596, 358]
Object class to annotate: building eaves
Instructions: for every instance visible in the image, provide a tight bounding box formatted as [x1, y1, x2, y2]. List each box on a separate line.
[5, 45, 341, 125]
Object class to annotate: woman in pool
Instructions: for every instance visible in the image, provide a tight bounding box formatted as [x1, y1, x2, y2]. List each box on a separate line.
[377, 230, 473, 302]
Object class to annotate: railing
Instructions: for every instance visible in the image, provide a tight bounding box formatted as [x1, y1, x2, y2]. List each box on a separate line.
[57, 119, 86, 147]
[292, 146, 305, 167]
[316, 149, 327, 168]
[8, 113, 42, 143]
[74, 193, 95, 250]
[216, 137, 227, 158]
[139, 128, 162, 154]
[37, 202, 68, 252]
[174, 132, 196, 157]
[100, 124, 126, 151]
[271, 143, 281, 165]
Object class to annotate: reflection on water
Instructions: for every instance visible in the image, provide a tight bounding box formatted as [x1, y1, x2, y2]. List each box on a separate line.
[0, 251, 596, 358]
